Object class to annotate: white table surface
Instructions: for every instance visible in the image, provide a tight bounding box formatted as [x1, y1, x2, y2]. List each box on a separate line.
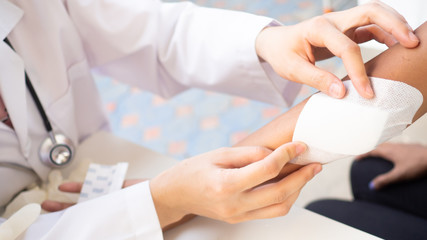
[70, 132, 381, 240]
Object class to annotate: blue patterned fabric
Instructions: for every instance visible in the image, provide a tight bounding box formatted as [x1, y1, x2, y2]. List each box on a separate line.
[95, 0, 354, 160]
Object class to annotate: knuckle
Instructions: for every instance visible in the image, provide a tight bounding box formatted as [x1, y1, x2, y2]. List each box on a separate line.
[216, 147, 230, 155]
[217, 205, 237, 219]
[367, 0, 382, 9]
[206, 178, 231, 199]
[304, 171, 315, 182]
[273, 185, 293, 203]
[263, 160, 282, 179]
[250, 146, 271, 159]
[278, 204, 291, 216]
[393, 169, 405, 177]
[211, 182, 230, 197]
[310, 16, 329, 29]
[302, 167, 316, 182]
[363, 1, 382, 18]
[283, 145, 295, 159]
[310, 70, 330, 89]
[273, 193, 288, 204]
[342, 42, 360, 55]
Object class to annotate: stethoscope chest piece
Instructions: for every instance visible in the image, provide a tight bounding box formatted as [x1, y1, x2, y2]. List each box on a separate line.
[39, 133, 74, 168]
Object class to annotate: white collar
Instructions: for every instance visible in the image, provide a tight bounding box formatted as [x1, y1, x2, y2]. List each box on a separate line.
[0, 0, 23, 40]
[0, 0, 30, 158]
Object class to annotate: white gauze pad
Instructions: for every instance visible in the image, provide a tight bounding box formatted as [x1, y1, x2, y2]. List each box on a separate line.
[291, 77, 423, 165]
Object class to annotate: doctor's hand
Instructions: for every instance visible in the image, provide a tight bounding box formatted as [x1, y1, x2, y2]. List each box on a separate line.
[255, 0, 419, 99]
[356, 143, 427, 190]
[41, 179, 146, 212]
[149, 142, 322, 230]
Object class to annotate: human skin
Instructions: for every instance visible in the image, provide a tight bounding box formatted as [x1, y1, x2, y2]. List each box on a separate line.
[237, 21, 427, 151]
[149, 22, 427, 230]
[42, 17, 427, 236]
[43, 22, 427, 233]
[356, 143, 427, 190]
[150, 142, 321, 229]
[255, 0, 419, 99]
[233, 21, 427, 191]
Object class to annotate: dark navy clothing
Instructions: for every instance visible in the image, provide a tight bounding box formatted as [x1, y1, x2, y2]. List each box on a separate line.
[306, 157, 427, 240]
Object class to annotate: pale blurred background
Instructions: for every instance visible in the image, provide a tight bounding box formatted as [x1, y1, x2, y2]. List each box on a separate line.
[93, 0, 427, 207]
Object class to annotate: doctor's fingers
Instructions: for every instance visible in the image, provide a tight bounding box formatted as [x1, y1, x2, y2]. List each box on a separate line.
[42, 180, 149, 212]
[325, 1, 419, 48]
[228, 142, 307, 192]
[352, 25, 398, 47]
[277, 163, 304, 179]
[240, 163, 321, 213]
[288, 56, 346, 99]
[41, 200, 74, 212]
[306, 20, 373, 99]
[212, 146, 272, 168]
[225, 190, 301, 224]
[58, 182, 83, 193]
[57, 179, 149, 193]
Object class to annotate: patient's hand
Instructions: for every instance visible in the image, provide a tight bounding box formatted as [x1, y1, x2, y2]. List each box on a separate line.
[41, 179, 146, 212]
[357, 143, 427, 190]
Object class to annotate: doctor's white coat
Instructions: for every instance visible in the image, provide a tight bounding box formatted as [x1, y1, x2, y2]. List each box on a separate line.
[0, 0, 300, 238]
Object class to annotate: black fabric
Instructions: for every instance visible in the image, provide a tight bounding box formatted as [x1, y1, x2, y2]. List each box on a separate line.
[306, 157, 427, 240]
[351, 157, 427, 219]
[306, 199, 427, 240]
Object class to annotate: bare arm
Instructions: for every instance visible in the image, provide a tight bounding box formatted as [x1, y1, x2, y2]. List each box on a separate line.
[364, 22, 427, 120]
[148, 21, 427, 231]
[236, 21, 427, 150]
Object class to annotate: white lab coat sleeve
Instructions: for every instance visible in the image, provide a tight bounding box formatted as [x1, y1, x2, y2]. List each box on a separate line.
[66, 0, 301, 107]
[20, 181, 163, 240]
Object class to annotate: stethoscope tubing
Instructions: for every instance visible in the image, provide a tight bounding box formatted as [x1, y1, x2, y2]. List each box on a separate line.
[3, 38, 54, 134]
[3, 38, 74, 168]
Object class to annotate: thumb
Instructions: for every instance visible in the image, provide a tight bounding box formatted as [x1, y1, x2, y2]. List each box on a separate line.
[370, 168, 401, 190]
[234, 142, 307, 189]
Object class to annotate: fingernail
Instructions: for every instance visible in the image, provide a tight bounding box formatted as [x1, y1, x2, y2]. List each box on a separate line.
[295, 143, 307, 155]
[365, 85, 374, 98]
[329, 82, 343, 98]
[369, 181, 376, 191]
[313, 165, 322, 175]
[409, 32, 419, 43]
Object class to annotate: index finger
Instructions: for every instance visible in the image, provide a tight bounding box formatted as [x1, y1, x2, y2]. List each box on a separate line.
[327, 2, 419, 48]
[309, 23, 373, 98]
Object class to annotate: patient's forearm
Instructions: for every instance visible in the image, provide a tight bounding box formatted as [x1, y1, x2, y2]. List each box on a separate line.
[364, 22, 427, 120]
[236, 21, 427, 149]
[234, 99, 306, 149]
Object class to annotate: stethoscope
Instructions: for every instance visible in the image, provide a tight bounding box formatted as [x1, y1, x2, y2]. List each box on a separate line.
[3, 38, 75, 168]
